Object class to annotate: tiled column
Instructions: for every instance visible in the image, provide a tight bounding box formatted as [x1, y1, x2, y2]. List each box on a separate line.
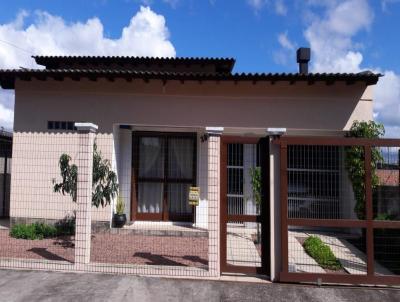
[74, 123, 97, 270]
[206, 126, 223, 277]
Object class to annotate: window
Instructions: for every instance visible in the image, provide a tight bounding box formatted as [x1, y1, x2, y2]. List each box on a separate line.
[132, 132, 197, 222]
[47, 121, 76, 131]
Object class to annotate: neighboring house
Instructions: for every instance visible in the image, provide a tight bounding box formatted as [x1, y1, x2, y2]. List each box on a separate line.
[0, 48, 381, 280]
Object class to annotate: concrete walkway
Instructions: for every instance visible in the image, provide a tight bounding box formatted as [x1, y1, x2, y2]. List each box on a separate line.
[314, 232, 392, 275]
[288, 230, 392, 275]
[0, 219, 9, 230]
[227, 226, 261, 267]
[0, 269, 399, 302]
[117, 222, 208, 237]
[288, 231, 325, 273]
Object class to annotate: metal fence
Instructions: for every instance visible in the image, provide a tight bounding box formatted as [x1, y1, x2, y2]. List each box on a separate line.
[220, 136, 269, 275]
[0, 131, 78, 271]
[0, 132, 11, 219]
[0, 125, 223, 277]
[277, 136, 400, 286]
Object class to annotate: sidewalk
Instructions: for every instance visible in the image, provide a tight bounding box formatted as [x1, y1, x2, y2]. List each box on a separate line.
[0, 269, 399, 302]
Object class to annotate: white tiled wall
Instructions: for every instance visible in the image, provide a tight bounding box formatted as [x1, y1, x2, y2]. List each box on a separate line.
[10, 132, 114, 222]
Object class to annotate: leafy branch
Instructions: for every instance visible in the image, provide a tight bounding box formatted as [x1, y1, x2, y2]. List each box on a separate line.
[345, 121, 384, 219]
[250, 167, 262, 206]
[53, 142, 119, 208]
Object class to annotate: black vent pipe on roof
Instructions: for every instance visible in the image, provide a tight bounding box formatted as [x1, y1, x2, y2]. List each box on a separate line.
[296, 47, 310, 75]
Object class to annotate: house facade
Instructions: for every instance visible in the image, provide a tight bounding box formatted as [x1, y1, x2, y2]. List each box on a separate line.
[0, 51, 382, 281]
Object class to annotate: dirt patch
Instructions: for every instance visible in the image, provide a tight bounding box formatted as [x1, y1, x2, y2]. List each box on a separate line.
[0, 230, 208, 268]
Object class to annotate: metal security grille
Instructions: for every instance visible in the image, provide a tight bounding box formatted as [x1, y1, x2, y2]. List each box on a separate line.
[221, 137, 268, 275]
[0, 126, 216, 278]
[227, 144, 244, 217]
[287, 145, 341, 219]
[0, 132, 12, 218]
[278, 136, 400, 286]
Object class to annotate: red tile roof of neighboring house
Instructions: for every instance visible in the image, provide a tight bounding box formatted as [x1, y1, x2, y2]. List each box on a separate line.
[377, 169, 399, 186]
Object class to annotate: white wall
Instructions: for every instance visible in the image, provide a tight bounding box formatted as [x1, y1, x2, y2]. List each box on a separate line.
[14, 79, 373, 134]
[269, 139, 281, 281]
[116, 128, 132, 220]
[195, 134, 209, 228]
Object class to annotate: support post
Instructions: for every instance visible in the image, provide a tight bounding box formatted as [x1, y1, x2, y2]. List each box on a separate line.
[74, 123, 97, 270]
[206, 126, 223, 276]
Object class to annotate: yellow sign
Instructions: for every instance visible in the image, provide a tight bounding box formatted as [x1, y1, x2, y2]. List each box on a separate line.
[188, 187, 200, 206]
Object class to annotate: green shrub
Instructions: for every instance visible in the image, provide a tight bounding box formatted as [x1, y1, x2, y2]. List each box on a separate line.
[10, 224, 37, 240]
[34, 222, 57, 238]
[345, 120, 385, 219]
[10, 223, 57, 240]
[375, 213, 394, 221]
[303, 236, 342, 270]
[55, 214, 75, 236]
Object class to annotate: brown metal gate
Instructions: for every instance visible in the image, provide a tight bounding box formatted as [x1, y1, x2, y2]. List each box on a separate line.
[276, 136, 400, 285]
[0, 132, 12, 218]
[220, 136, 269, 275]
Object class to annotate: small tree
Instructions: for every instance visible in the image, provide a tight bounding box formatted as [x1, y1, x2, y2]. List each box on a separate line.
[345, 121, 384, 219]
[250, 166, 262, 243]
[53, 142, 119, 208]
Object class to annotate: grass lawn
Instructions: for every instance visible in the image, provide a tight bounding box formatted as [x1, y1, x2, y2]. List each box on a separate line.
[303, 236, 342, 271]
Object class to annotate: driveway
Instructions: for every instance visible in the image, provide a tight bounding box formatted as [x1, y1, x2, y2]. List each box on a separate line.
[0, 269, 399, 302]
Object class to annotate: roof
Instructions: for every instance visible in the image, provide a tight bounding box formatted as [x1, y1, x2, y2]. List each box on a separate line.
[33, 55, 236, 73]
[0, 129, 12, 138]
[0, 68, 381, 89]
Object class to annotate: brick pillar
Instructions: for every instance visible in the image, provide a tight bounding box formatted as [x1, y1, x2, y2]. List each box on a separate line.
[74, 123, 97, 270]
[206, 127, 223, 277]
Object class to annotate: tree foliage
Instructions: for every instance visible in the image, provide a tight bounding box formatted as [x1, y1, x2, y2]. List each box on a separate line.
[250, 167, 262, 206]
[345, 121, 384, 219]
[53, 142, 119, 208]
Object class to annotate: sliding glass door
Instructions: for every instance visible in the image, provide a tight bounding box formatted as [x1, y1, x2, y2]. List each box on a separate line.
[132, 132, 197, 222]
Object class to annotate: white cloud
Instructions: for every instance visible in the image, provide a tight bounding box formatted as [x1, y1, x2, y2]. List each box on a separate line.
[247, 0, 287, 15]
[274, 31, 296, 66]
[247, 0, 266, 11]
[304, 0, 372, 73]
[274, 0, 287, 16]
[303, 0, 400, 137]
[373, 70, 400, 129]
[278, 31, 294, 50]
[0, 91, 14, 130]
[0, 6, 176, 130]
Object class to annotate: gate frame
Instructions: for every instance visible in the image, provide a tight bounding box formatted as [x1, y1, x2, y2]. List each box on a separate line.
[0, 133, 12, 218]
[275, 136, 400, 285]
[220, 136, 270, 275]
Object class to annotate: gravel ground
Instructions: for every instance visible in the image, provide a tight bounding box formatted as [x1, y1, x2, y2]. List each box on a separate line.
[0, 230, 208, 268]
[0, 230, 74, 262]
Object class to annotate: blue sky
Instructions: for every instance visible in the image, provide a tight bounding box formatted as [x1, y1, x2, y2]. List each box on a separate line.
[0, 0, 400, 135]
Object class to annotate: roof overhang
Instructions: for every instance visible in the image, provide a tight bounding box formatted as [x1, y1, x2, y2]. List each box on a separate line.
[33, 55, 236, 73]
[0, 69, 382, 90]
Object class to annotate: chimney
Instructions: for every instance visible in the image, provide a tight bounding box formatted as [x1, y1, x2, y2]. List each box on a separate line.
[296, 47, 310, 75]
